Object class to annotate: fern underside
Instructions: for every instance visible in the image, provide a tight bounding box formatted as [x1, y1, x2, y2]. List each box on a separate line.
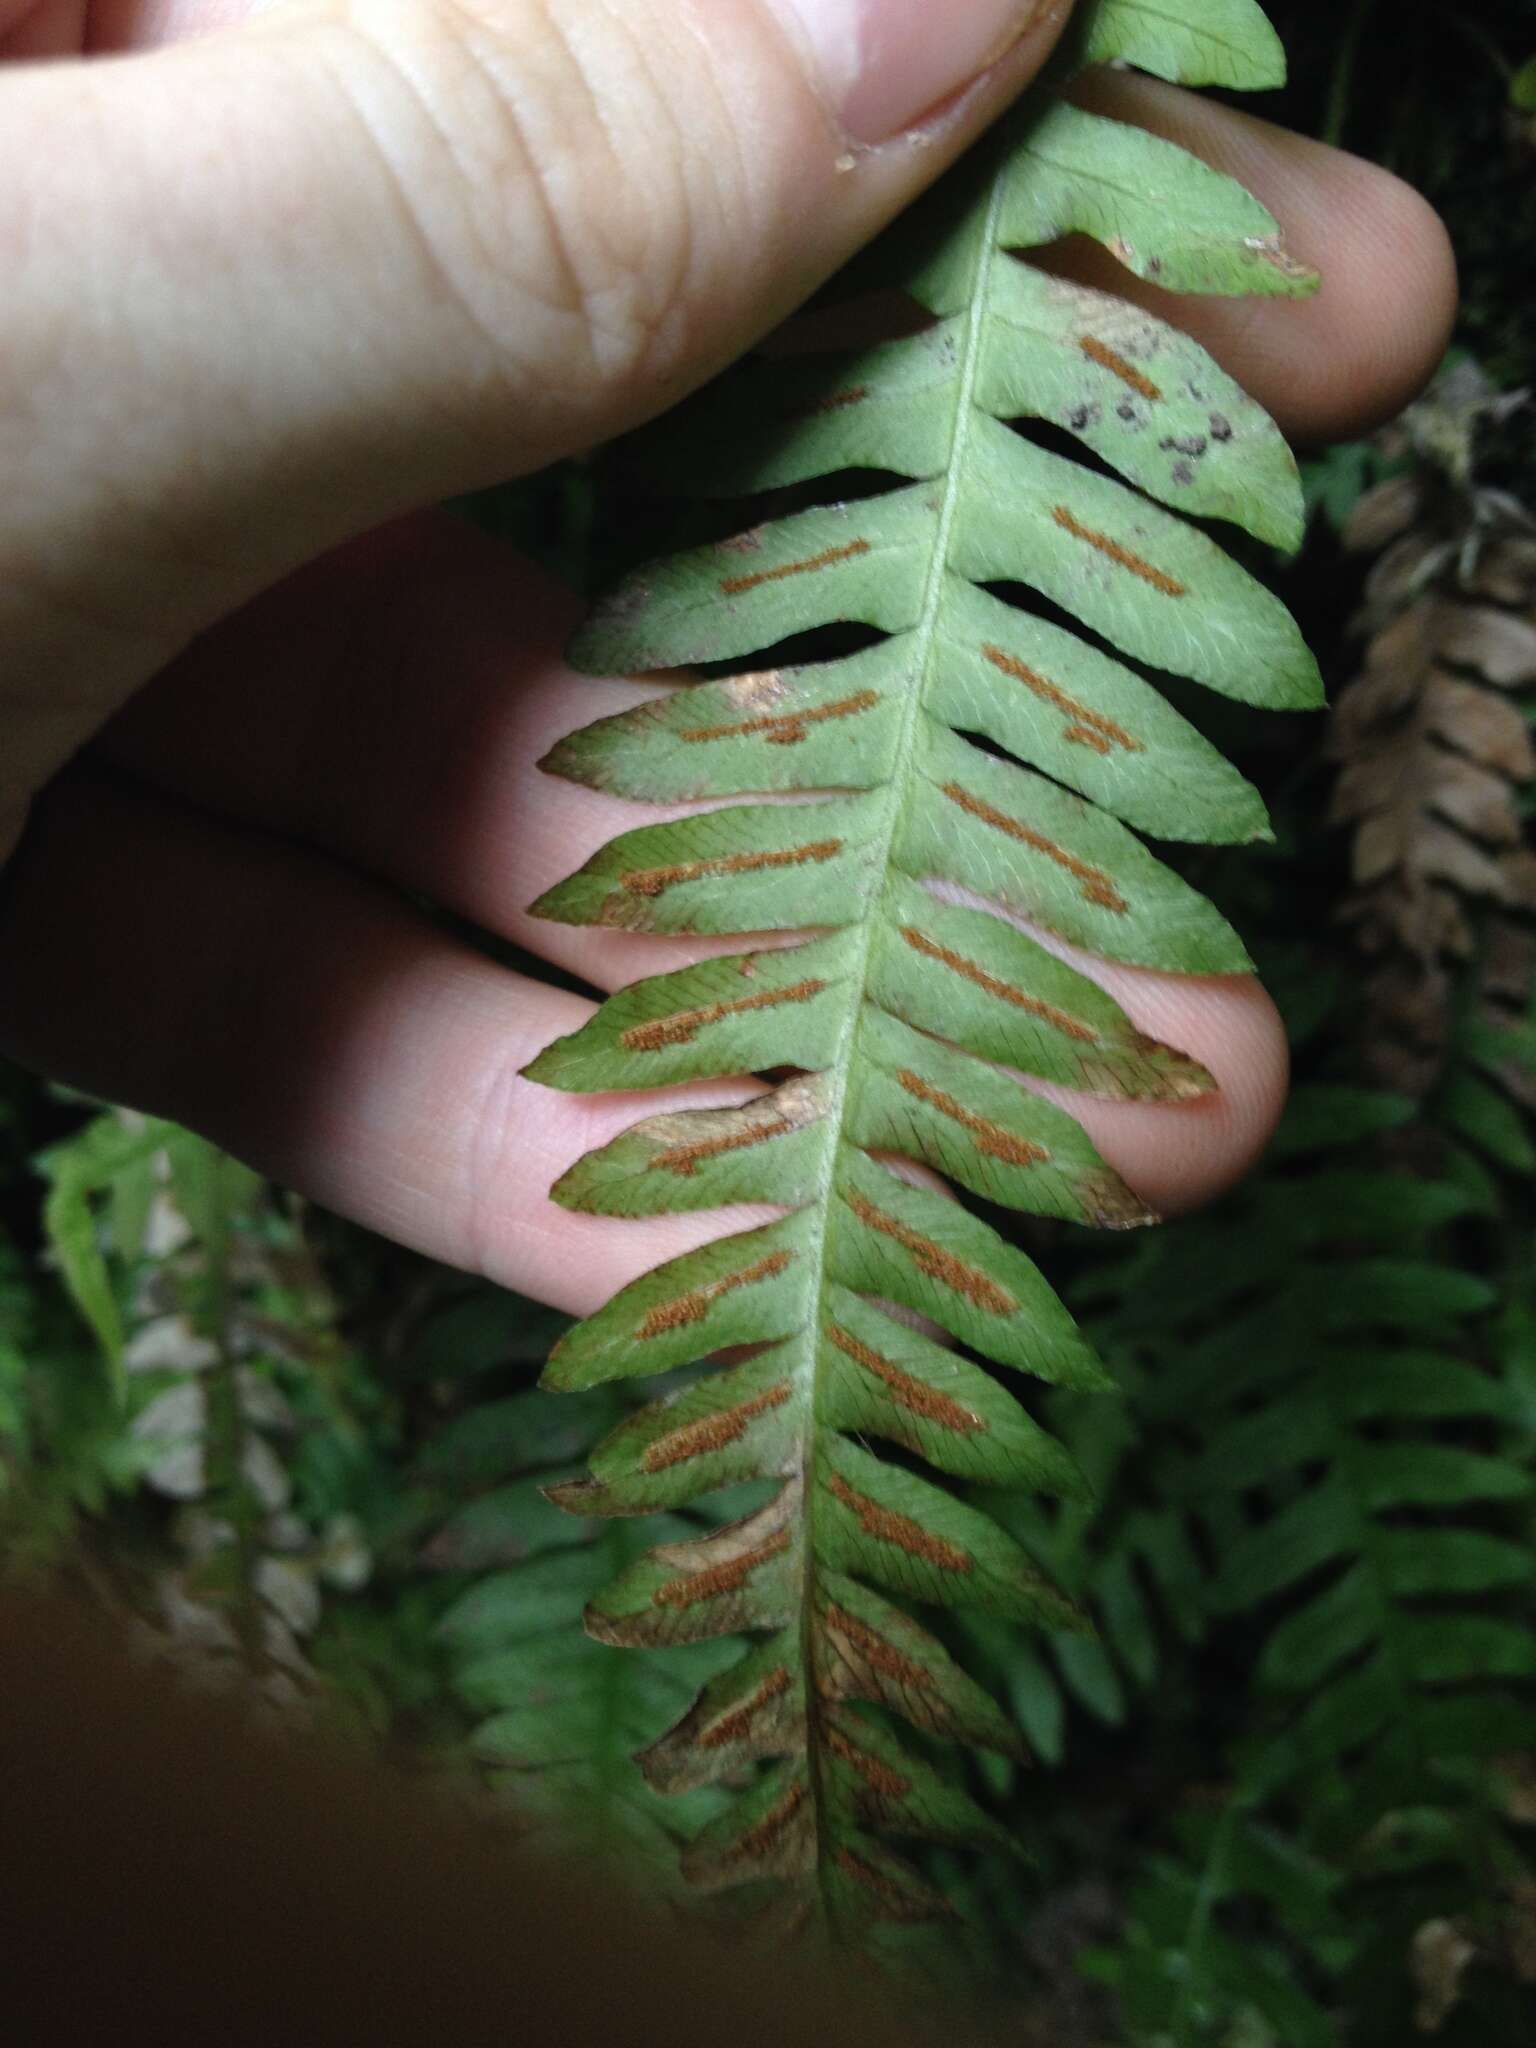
[523, 0, 1322, 1926]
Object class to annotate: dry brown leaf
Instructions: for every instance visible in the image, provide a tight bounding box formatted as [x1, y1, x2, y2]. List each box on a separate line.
[1501, 846, 1536, 911]
[1363, 532, 1446, 614]
[1344, 471, 1424, 554]
[1377, 613, 1445, 678]
[1418, 818, 1518, 899]
[1330, 363, 1536, 1093]
[1411, 1917, 1478, 2032]
[1434, 603, 1536, 685]
[1423, 674, 1536, 778]
[1427, 753, 1525, 842]
[1470, 536, 1536, 603]
[1484, 920, 1536, 1005]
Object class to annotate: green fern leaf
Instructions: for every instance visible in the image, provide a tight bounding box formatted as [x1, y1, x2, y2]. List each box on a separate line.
[1092, 1086, 1536, 1856]
[430, 1388, 743, 1885]
[524, 1, 1319, 1920]
[1073, 0, 1287, 90]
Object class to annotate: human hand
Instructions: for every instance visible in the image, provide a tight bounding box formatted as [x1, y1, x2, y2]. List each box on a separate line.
[0, 1, 1455, 1316]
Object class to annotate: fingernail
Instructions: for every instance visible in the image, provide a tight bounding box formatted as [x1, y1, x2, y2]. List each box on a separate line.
[764, 0, 1046, 146]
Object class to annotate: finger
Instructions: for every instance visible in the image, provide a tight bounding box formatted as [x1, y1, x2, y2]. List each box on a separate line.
[46, 4, 1458, 459]
[69, 1, 1457, 451]
[0, 774, 776, 1313]
[1052, 70, 1456, 445]
[0, 0, 1072, 771]
[0, 787, 1279, 1330]
[990, 940, 1288, 1215]
[83, 2, 257, 45]
[0, 1, 86, 55]
[99, 520, 1289, 1214]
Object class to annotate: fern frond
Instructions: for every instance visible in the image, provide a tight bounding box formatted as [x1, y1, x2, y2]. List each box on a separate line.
[28, 1111, 371, 1710]
[1086, 1084, 1536, 1848]
[428, 1386, 743, 1885]
[1084, 1802, 1346, 2047]
[1330, 359, 1536, 1096]
[523, 0, 1320, 1919]
[958, 1406, 1213, 1763]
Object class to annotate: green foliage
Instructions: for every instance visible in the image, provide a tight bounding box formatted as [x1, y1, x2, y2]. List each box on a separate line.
[0, 1216, 124, 1554]
[1046, 1056, 1536, 2039]
[9, 1105, 388, 1714]
[521, 0, 1319, 1920]
[421, 1385, 745, 1886]
[1099, 1088, 1533, 1808]
[4, 0, 1536, 2030]
[1084, 1804, 1347, 2046]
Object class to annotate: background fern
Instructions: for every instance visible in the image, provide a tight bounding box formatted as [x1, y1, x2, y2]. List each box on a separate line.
[422, 1383, 743, 1888]
[1064, 1075, 1536, 2040]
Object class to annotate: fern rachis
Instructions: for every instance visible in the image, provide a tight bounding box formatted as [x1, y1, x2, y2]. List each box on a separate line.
[520, 0, 1322, 1923]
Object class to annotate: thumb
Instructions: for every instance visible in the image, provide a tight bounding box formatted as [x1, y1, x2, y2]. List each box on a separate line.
[0, 0, 1070, 764]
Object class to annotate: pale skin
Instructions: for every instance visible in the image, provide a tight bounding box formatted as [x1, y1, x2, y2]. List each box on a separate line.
[0, 1, 1457, 1320]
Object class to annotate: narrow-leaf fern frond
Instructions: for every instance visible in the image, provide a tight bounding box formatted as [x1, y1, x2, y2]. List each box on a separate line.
[1084, 1084, 1536, 1853]
[428, 1387, 742, 1887]
[522, 0, 1321, 1924]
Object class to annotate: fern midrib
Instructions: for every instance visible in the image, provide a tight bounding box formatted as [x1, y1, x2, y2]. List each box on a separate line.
[1319, 1365, 1433, 1797]
[1170, 1793, 1246, 2040]
[795, 161, 1009, 1906]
